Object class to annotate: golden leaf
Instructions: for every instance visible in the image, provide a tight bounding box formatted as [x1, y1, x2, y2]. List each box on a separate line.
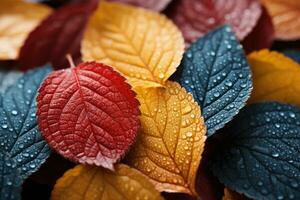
[81, 1, 184, 88]
[0, 0, 52, 59]
[51, 164, 163, 200]
[126, 81, 206, 195]
[223, 188, 249, 200]
[262, 0, 300, 40]
[248, 49, 300, 107]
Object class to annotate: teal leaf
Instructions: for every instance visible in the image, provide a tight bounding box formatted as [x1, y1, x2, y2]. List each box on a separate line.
[283, 49, 300, 64]
[0, 65, 52, 180]
[0, 152, 22, 200]
[177, 25, 252, 136]
[0, 70, 23, 94]
[211, 102, 300, 200]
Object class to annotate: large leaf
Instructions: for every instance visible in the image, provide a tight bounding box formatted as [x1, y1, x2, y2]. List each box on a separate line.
[262, 0, 300, 40]
[0, 0, 52, 60]
[211, 102, 300, 200]
[0, 70, 23, 93]
[37, 62, 140, 170]
[0, 152, 22, 200]
[18, 0, 98, 70]
[81, 1, 184, 88]
[126, 81, 206, 195]
[248, 50, 300, 107]
[177, 26, 252, 136]
[0, 66, 52, 179]
[168, 0, 261, 45]
[51, 164, 163, 200]
[108, 0, 172, 11]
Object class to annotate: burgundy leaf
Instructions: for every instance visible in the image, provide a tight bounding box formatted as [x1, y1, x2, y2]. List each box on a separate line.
[18, 0, 98, 70]
[242, 7, 275, 54]
[108, 0, 172, 11]
[168, 0, 262, 45]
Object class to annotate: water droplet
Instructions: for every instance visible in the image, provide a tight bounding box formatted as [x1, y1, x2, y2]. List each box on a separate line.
[7, 181, 12, 186]
[272, 152, 279, 158]
[1, 124, 8, 129]
[213, 92, 220, 97]
[225, 81, 233, 87]
[186, 132, 193, 137]
[186, 52, 192, 58]
[11, 110, 18, 115]
[29, 163, 36, 169]
[289, 112, 296, 118]
[158, 72, 164, 79]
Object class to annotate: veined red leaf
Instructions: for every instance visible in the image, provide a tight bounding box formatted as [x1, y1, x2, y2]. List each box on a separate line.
[108, 0, 172, 11]
[18, 0, 98, 70]
[242, 7, 275, 53]
[37, 62, 140, 170]
[168, 0, 262, 45]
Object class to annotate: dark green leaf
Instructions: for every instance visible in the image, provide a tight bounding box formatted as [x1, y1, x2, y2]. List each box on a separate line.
[211, 102, 300, 200]
[0, 65, 52, 180]
[177, 25, 252, 136]
[0, 152, 22, 200]
[283, 49, 300, 64]
[0, 70, 23, 94]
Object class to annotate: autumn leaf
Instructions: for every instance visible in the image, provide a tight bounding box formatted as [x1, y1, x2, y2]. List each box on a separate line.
[126, 81, 206, 195]
[51, 164, 163, 200]
[0, 0, 52, 60]
[81, 1, 184, 88]
[37, 62, 140, 170]
[168, 0, 262, 45]
[262, 0, 300, 40]
[18, 0, 98, 70]
[248, 50, 300, 107]
[242, 7, 275, 53]
[108, 0, 172, 11]
[223, 188, 249, 200]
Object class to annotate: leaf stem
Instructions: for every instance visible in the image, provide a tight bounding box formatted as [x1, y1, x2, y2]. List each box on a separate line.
[66, 54, 75, 68]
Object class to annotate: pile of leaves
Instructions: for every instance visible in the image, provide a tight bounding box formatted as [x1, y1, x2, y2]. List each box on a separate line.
[0, 0, 300, 200]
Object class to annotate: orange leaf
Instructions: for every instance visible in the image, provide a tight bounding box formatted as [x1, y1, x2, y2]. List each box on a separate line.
[126, 81, 206, 195]
[81, 1, 184, 88]
[262, 0, 300, 40]
[51, 164, 163, 200]
[248, 50, 300, 107]
[223, 188, 250, 200]
[0, 0, 52, 59]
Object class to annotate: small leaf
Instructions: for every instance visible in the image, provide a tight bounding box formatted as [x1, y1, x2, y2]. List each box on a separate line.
[126, 81, 206, 195]
[223, 188, 249, 200]
[0, 70, 23, 93]
[18, 0, 98, 70]
[37, 62, 140, 170]
[211, 102, 300, 200]
[248, 50, 300, 107]
[177, 26, 252, 136]
[242, 7, 275, 54]
[283, 49, 300, 64]
[168, 0, 262, 44]
[262, 0, 300, 40]
[108, 0, 172, 11]
[51, 164, 163, 200]
[81, 1, 184, 88]
[0, 0, 52, 60]
[0, 66, 52, 179]
[0, 152, 22, 200]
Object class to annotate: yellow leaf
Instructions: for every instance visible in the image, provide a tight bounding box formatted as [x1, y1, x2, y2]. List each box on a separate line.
[81, 1, 184, 88]
[51, 164, 163, 200]
[262, 0, 300, 40]
[126, 81, 206, 195]
[0, 0, 52, 59]
[248, 49, 300, 107]
[223, 188, 249, 200]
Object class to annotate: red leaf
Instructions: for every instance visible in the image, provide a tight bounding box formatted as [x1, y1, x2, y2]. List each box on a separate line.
[242, 7, 275, 54]
[168, 0, 262, 45]
[37, 62, 140, 170]
[108, 0, 172, 11]
[18, 0, 98, 70]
